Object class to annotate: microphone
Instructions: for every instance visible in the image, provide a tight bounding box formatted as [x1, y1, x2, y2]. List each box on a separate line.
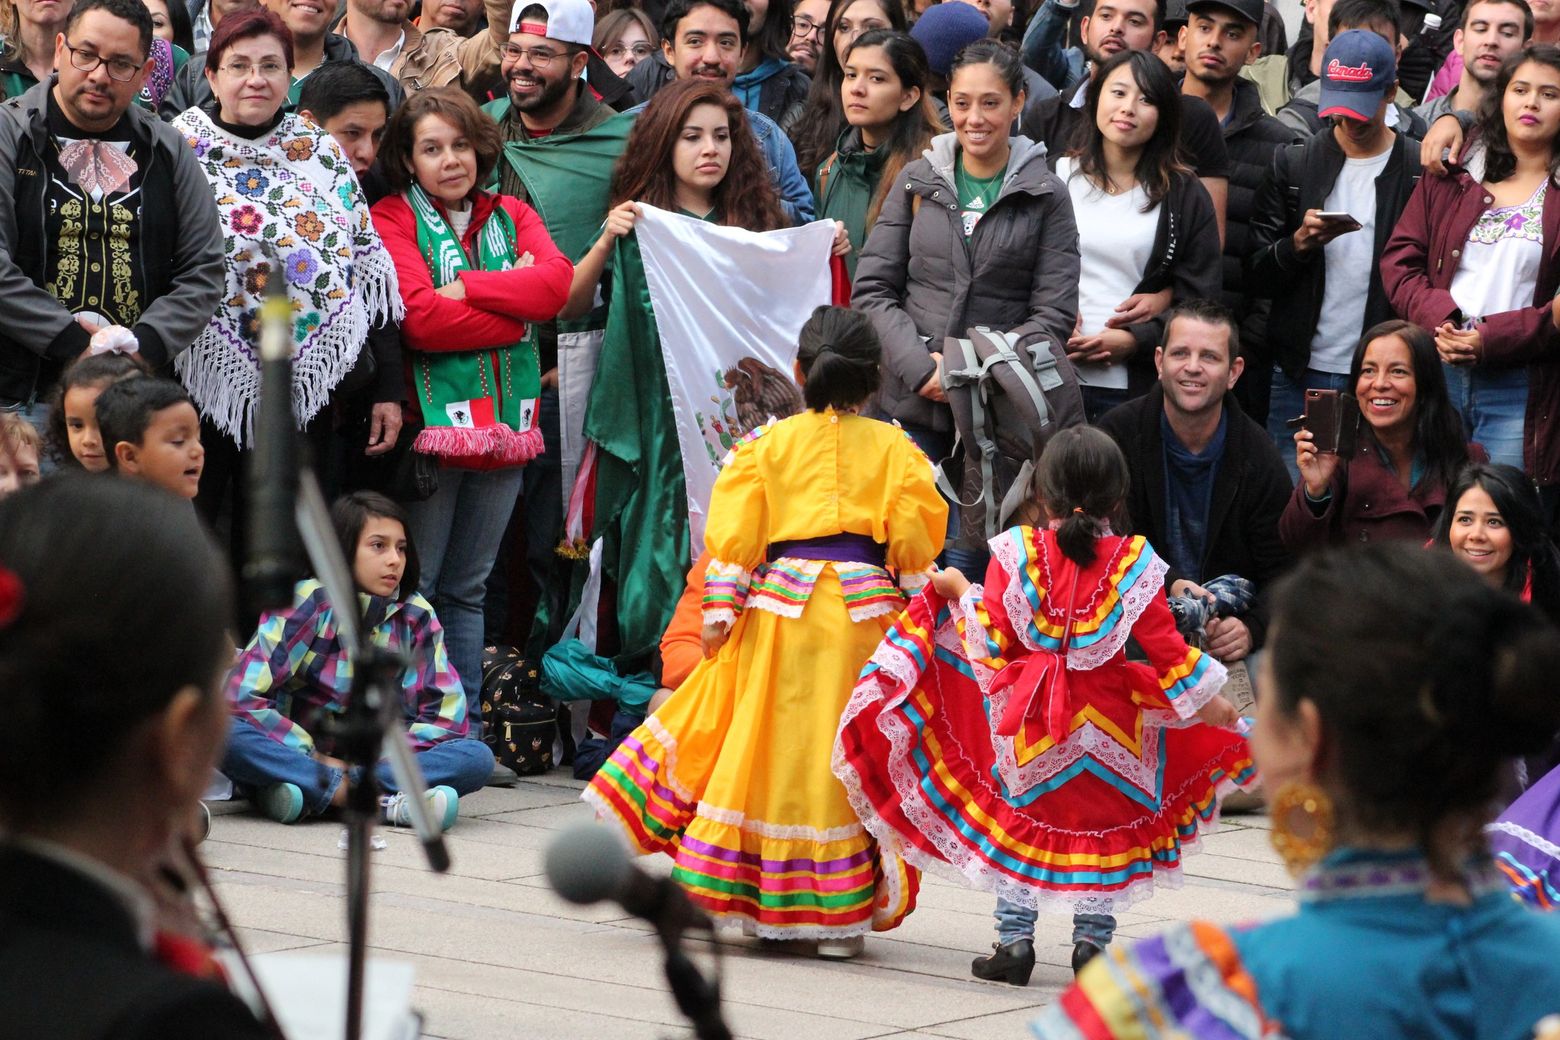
[244, 247, 306, 612]
[545, 823, 710, 937]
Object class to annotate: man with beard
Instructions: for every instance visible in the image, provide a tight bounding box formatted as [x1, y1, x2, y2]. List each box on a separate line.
[1096, 300, 1290, 662]
[0, 0, 223, 433]
[334, 0, 511, 98]
[1416, 0, 1532, 124]
[787, 0, 828, 75]
[1179, 0, 1298, 424]
[1025, 0, 1231, 241]
[482, 0, 635, 651]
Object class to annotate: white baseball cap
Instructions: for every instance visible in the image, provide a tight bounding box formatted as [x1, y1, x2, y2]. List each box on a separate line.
[509, 0, 596, 46]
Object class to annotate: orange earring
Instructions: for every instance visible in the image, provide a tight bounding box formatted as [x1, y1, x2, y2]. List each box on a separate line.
[1269, 780, 1335, 876]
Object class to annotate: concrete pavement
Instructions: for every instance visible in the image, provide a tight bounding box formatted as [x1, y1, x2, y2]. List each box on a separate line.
[206, 772, 1293, 1040]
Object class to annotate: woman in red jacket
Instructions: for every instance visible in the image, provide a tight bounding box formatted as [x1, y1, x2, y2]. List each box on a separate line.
[1380, 46, 1560, 519]
[1280, 320, 1478, 552]
[371, 87, 573, 732]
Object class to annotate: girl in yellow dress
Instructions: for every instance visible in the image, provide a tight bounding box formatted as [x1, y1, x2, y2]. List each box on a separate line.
[584, 305, 948, 958]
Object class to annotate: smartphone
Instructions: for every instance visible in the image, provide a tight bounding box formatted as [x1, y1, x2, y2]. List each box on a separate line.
[1315, 211, 1362, 231]
[1299, 389, 1359, 455]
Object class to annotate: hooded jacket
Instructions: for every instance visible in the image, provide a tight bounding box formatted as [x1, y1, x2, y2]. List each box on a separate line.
[852, 132, 1080, 433]
[0, 80, 224, 405]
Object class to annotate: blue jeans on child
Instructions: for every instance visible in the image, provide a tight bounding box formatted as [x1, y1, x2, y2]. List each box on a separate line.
[223, 724, 495, 818]
[406, 465, 528, 738]
[1442, 362, 1528, 471]
[995, 896, 1118, 949]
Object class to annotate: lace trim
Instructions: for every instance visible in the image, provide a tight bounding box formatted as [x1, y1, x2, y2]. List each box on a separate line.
[643, 715, 694, 805]
[1167, 654, 1228, 719]
[1488, 819, 1560, 863]
[990, 534, 1169, 671]
[987, 713, 1167, 803]
[847, 600, 903, 622]
[746, 597, 806, 619]
[702, 607, 737, 626]
[692, 802, 866, 843]
[899, 571, 930, 594]
[842, 679, 1252, 915]
[722, 913, 871, 941]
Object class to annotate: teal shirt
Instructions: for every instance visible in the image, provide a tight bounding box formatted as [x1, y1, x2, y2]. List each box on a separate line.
[813, 127, 886, 280]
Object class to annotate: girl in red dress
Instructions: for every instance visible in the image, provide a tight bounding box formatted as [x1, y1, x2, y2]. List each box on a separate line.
[834, 426, 1255, 984]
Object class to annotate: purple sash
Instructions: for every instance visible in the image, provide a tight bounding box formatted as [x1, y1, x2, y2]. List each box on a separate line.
[768, 533, 886, 567]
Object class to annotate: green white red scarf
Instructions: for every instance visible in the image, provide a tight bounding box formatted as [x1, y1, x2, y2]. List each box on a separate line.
[406, 184, 542, 465]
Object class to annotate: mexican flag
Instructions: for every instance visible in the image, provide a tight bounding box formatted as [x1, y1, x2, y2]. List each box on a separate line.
[578, 206, 835, 662]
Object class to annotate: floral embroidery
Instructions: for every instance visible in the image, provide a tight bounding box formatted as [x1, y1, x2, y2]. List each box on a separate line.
[284, 249, 319, 284]
[237, 169, 270, 197]
[1468, 181, 1547, 246]
[284, 137, 315, 162]
[294, 311, 322, 339]
[230, 205, 263, 235]
[244, 264, 272, 296]
[294, 211, 325, 241]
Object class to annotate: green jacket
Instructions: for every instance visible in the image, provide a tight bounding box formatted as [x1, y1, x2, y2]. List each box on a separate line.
[814, 127, 887, 280]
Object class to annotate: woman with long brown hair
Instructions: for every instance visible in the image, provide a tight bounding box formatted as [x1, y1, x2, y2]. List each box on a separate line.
[563, 79, 788, 319]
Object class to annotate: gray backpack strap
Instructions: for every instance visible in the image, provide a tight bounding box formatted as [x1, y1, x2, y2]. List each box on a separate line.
[935, 335, 986, 510]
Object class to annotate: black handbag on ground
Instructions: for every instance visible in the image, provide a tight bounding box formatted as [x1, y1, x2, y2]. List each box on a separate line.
[480, 644, 555, 776]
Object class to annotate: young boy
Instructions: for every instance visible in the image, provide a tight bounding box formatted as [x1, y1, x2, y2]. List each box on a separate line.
[95, 377, 205, 499]
[0, 413, 42, 495]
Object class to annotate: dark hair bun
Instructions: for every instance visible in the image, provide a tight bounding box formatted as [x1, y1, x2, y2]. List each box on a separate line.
[796, 306, 882, 412]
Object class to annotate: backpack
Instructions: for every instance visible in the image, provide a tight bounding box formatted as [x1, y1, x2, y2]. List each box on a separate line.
[938, 326, 1085, 546]
[479, 644, 555, 776]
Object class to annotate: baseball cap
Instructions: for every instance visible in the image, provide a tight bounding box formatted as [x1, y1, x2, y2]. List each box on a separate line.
[1185, 0, 1264, 27]
[509, 0, 594, 46]
[1317, 29, 1397, 122]
[909, 1, 989, 78]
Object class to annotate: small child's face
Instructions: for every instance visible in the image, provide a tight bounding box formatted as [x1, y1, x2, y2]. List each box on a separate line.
[121, 402, 205, 499]
[352, 515, 408, 598]
[64, 383, 109, 471]
[0, 442, 40, 496]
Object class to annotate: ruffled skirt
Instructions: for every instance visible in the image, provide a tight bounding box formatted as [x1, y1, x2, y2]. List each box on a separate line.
[584, 568, 917, 938]
[833, 590, 1256, 916]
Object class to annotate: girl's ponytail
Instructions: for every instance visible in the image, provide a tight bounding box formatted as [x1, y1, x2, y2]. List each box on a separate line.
[1035, 427, 1130, 567]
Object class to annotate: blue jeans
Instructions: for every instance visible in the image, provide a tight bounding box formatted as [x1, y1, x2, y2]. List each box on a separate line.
[944, 545, 990, 580]
[994, 896, 1117, 948]
[1081, 385, 1133, 425]
[407, 465, 528, 737]
[1442, 363, 1528, 472]
[1268, 367, 1353, 484]
[223, 724, 495, 817]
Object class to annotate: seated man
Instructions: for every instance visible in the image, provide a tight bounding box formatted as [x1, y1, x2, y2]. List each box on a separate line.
[1096, 299, 1291, 662]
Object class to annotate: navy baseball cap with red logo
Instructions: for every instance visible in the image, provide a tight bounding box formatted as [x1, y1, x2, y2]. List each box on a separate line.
[1318, 30, 1397, 121]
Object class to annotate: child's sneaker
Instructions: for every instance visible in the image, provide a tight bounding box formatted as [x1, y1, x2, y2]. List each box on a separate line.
[381, 785, 458, 832]
[257, 782, 304, 824]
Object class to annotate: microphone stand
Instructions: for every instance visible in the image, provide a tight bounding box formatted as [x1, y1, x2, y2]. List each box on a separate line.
[649, 898, 730, 1040]
[251, 265, 450, 1040]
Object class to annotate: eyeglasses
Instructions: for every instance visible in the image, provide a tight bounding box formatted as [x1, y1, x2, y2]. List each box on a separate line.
[218, 60, 289, 79]
[61, 40, 143, 82]
[789, 14, 823, 39]
[603, 41, 655, 61]
[500, 43, 569, 68]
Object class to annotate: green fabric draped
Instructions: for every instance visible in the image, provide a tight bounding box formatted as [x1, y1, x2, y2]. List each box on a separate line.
[583, 233, 690, 664]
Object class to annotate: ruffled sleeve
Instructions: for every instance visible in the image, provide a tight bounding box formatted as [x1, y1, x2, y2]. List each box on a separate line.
[1129, 584, 1228, 720]
[948, 553, 1022, 673]
[701, 429, 770, 625]
[1031, 922, 1276, 1039]
[884, 430, 949, 591]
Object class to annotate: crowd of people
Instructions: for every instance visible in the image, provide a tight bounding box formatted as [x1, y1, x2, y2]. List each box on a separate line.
[4, 0, 1560, 1031]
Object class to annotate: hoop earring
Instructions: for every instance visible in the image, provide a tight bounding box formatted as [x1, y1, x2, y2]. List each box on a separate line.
[1269, 780, 1335, 876]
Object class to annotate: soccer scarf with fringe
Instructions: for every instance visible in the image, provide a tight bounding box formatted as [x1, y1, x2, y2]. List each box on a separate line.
[170, 108, 400, 448]
[406, 185, 542, 466]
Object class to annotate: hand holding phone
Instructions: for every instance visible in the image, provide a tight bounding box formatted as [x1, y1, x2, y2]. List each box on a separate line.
[1294, 209, 1363, 254]
[1315, 211, 1363, 232]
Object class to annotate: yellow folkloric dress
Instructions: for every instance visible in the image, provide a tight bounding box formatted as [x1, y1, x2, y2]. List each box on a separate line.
[584, 409, 947, 938]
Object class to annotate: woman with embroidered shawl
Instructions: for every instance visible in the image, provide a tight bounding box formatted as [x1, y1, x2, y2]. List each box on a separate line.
[1031, 545, 1560, 1039]
[583, 306, 946, 959]
[370, 86, 572, 729]
[171, 10, 399, 566]
[835, 426, 1252, 984]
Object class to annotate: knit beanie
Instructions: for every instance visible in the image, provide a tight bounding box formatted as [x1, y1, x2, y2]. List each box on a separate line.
[909, 2, 990, 78]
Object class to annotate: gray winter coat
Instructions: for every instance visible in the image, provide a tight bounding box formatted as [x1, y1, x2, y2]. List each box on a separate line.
[851, 133, 1081, 434]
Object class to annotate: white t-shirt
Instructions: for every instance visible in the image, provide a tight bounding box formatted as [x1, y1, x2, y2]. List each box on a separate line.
[1056, 157, 1159, 390]
[1308, 145, 1392, 374]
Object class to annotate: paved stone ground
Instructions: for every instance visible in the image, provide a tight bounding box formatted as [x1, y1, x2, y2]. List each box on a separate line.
[206, 774, 1292, 1040]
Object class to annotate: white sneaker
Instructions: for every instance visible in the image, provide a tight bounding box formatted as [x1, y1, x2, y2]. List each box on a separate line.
[816, 936, 865, 960]
[380, 785, 458, 832]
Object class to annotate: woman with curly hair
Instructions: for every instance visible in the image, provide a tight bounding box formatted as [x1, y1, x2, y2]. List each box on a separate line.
[171, 8, 399, 570]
